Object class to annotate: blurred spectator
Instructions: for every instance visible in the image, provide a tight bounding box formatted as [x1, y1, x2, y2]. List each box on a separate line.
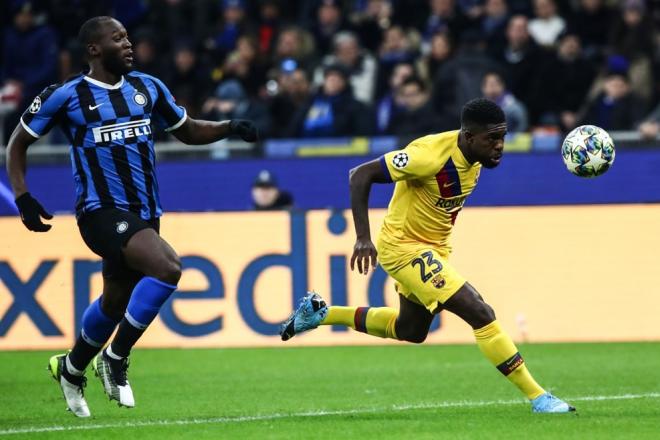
[146, 0, 217, 47]
[252, 170, 294, 210]
[481, 71, 527, 132]
[163, 41, 211, 118]
[268, 66, 312, 138]
[202, 79, 272, 137]
[376, 25, 421, 97]
[387, 76, 438, 135]
[349, 0, 393, 53]
[272, 26, 317, 73]
[608, 0, 655, 102]
[256, 0, 282, 56]
[528, 0, 565, 48]
[543, 33, 596, 130]
[291, 64, 373, 137]
[132, 30, 166, 78]
[567, 0, 613, 59]
[205, 0, 250, 57]
[375, 62, 416, 134]
[638, 104, 660, 141]
[417, 32, 453, 82]
[310, 0, 351, 55]
[222, 34, 268, 97]
[578, 72, 645, 131]
[424, 0, 472, 45]
[480, 0, 509, 57]
[495, 15, 549, 124]
[432, 30, 498, 128]
[314, 31, 378, 104]
[1, 1, 58, 143]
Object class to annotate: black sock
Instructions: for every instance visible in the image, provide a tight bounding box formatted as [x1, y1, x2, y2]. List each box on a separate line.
[109, 318, 145, 358]
[67, 334, 103, 372]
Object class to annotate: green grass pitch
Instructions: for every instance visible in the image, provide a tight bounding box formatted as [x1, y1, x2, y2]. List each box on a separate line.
[1, 342, 659, 439]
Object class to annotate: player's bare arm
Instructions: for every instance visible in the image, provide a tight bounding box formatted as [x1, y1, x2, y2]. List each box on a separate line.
[171, 118, 258, 145]
[5, 124, 53, 232]
[348, 159, 390, 275]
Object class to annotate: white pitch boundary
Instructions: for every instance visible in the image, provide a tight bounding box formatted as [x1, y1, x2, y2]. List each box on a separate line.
[1, 392, 658, 436]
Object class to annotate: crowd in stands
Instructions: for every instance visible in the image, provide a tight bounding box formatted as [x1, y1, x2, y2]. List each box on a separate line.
[2, 0, 660, 144]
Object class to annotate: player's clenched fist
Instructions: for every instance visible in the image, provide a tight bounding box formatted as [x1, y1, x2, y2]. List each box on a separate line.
[350, 238, 378, 275]
[15, 192, 53, 232]
[229, 119, 259, 142]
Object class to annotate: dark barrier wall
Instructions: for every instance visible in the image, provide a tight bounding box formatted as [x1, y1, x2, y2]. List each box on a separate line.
[1, 150, 659, 215]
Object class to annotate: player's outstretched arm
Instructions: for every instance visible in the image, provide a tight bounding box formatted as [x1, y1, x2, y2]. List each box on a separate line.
[171, 118, 258, 145]
[349, 159, 391, 275]
[6, 124, 53, 232]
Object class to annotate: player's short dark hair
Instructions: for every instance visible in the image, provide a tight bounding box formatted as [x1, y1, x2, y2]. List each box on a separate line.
[78, 16, 115, 45]
[461, 98, 505, 129]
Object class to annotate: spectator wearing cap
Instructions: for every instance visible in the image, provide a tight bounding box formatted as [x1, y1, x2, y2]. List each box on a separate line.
[268, 66, 312, 138]
[578, 72, 646, 132]
[291, 64, 374, 138]
[481, 71, 527, 133]
[387, 75, 439, 136]
[251, 170, 294, 210]
[1, 1, 58, 144]
[202, 79, 272, 137]
[528, 0, 565, 48]
[313, 31, 378, 104]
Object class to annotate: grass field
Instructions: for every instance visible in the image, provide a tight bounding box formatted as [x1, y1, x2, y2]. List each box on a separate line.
[0, 342, 659, 439]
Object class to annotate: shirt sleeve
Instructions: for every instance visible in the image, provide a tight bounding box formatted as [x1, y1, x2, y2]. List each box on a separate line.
[150, 76, 187, 131]
[379, 141, 440, 182]
[20, 84, 69, 138]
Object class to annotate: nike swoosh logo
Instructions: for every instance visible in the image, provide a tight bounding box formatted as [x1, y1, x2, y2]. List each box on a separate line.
[88, 103, 104, 111]
[443, 182, 456, 188]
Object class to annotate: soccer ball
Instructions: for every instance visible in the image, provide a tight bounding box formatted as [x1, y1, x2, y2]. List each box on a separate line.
[561, 125, 615, 178]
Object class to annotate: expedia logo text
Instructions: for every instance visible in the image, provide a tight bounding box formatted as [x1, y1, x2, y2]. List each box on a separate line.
[435, 195, 466, 211]
[92, 119, 152, 143]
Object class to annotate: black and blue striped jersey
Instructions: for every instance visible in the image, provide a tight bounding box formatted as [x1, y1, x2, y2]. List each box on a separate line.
[20, 71, 187, 220]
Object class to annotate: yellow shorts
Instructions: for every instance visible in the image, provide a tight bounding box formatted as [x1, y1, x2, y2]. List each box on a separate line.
[377, 239, 466, 313]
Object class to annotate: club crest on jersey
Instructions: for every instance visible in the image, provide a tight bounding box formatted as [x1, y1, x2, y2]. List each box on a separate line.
[116, 221, 129, 234]
[28, 96, 42, 114]
[92, 119, 152, 143]
[133, 92, 147, 106]
[431, 275, 445, 289]
[392, 152, 409, 169]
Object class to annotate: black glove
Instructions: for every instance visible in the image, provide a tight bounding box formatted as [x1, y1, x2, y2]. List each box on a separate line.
[15, 192, 53, 232]
[229, 119, 258, 142]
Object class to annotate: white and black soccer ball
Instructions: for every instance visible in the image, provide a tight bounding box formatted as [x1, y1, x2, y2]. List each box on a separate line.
[392, 152, 409, 169]
[561, 125, 615, 178]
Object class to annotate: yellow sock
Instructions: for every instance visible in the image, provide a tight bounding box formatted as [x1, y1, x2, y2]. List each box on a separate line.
[473, 321, 545, 400]
[322, 306, 398, 339]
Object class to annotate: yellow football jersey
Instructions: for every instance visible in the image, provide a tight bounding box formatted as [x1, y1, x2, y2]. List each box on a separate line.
[378, 130, 481, 251]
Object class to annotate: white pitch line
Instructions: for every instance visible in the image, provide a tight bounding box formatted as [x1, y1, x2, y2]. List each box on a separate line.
[1, 392, 658, 436]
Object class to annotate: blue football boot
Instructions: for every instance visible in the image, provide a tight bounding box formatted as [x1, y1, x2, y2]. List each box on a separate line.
[280, 292, 328, 341]
[531, 393, 576, 413]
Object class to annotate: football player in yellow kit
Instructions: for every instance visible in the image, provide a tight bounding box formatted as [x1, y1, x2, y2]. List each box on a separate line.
[280, 98, 575, 413]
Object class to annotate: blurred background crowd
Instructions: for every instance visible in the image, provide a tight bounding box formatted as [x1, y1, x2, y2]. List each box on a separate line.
[2, 0, 660, 145]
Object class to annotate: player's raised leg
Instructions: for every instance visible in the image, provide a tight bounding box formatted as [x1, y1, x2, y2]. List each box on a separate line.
[93, 229, 181, 407]
[442, 283, 575, 413]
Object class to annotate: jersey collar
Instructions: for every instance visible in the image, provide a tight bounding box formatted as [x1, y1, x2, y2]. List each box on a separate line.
[83, 75, 125, 89]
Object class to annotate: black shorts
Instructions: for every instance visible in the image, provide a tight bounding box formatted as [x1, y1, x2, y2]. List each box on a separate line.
[78, 208, 160, 280]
